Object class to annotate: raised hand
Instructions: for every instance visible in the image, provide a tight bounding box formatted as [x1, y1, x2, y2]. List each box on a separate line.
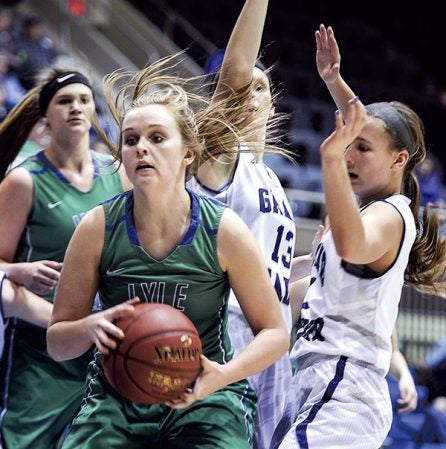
[316, 24, 341, 85]
[321, 97, 367, 160]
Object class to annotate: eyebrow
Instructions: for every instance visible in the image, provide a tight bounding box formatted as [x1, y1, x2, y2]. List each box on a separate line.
[354, 136, 371, 145]
[122, 124, 168, 133]
[54, 92, 92, 99]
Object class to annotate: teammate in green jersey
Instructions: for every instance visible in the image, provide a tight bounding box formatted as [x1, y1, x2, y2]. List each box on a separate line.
[0, 65, 131, 449]
[47, 54, 289, 449]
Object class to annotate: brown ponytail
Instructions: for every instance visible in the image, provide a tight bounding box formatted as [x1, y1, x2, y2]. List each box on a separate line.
[387, 102, 446, 291]
[0, 87, 41, 180]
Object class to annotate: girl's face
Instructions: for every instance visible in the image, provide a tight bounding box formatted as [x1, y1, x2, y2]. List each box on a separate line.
[344, 116, 407, 204]
[45, 83, 95, 136]
[251, 67, 272, 111]
[237, 67, 273, 125]
[121, 104, 195, 187]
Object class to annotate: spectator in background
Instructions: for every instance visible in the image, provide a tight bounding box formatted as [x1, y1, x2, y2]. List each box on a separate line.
[16, 12, 57, 89]
[0, 8, 18, 64]
[416, 152, 445, 208]
[0, 84, 7, 121]
[0, 50, 26, 109]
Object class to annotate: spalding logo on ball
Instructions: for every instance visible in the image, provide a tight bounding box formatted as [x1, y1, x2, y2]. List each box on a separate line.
[102, 302, 202, 404]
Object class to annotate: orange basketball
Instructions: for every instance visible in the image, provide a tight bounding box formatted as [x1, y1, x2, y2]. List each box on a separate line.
[102, 302, 202, 404]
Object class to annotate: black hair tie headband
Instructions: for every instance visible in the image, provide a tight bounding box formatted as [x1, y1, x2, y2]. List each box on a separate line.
[38, 71, 93, 115]
[365, 102, 414, 155]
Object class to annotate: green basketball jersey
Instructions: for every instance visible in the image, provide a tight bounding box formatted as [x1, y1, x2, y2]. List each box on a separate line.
[14, 150, 123, 302]
[99, 189, 233, 364]
[0, 151, 125, 449]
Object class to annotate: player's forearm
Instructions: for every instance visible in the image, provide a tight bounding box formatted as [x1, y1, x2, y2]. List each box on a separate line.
[0, 260, 19, 282]
[325, 75, 356, 117]
[322, 156, 365, 259]
[290, 254, 313, 282]
[14, 287, 52, 328]
[389, 350, 411, 380]
[222, 327, 289, 385]
[47, 318, 94, 361]
[218, 0, 269, 91]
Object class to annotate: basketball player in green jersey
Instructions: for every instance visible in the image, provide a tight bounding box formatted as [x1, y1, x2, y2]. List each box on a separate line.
[47, 55, 289, 449]
[0, 67, 131, 449]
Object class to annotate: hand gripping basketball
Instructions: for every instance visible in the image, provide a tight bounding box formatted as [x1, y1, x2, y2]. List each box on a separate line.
[102, 302, 202, 404]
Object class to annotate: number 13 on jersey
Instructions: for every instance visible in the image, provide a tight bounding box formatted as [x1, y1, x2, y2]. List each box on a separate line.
[269, 224, 294, 305]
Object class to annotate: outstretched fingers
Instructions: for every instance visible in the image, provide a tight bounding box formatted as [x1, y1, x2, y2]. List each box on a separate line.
[344, 97, 368, 134]
[315, 24, 328, 50]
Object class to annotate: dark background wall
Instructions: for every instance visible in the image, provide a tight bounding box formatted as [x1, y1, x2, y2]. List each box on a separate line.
[129, 0, 445, 174]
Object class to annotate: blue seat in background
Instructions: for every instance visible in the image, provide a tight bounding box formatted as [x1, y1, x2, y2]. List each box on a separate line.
[388, 412, 429, 442]
[382, 442, 415, 449]
[384, 444, 446, 449]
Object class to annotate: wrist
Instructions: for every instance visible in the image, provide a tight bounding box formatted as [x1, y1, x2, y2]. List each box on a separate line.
[324, 73, 342, 87]
[321, 151, 346, 165]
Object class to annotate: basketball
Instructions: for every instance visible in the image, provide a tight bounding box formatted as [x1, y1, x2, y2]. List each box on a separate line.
[102, 302, 202, 405]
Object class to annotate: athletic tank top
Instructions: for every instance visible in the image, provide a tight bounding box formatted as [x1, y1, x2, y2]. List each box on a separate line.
[99, 189, 234, 363]
[290, 195, 416, 374]
[187, 152, 296, 330]
[14, 150, 123, 302]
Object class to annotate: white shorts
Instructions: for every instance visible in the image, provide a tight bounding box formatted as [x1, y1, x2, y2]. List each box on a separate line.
[228, 309, 292, 449]
[270, 355, 392, 449]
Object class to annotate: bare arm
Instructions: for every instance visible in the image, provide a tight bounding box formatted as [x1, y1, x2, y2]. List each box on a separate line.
[389, 329, 418, 413]
[47, 206, 135, 361]
[0, 168, 62, 294]
[168, 208, 288, 408]
[316, 24, 356, 115]
[290, 224, 324, 282]
[290, 275, 311, 327]
[322, 100, 404, 267]
[220, 208, 289, 370]
[289, 226, 324, 325]
[198, 0, 269, 189]
[2, 277, 52, 328]
[215, 0, 269, 98]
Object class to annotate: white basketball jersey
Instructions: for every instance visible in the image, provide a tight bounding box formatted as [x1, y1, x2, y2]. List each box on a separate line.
[290, 195, 416, 374]
[187, 152, 296, 330]
[0, 271, 6, 357]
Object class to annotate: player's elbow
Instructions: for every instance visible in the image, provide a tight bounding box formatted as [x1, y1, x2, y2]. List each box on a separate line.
[275, 327, 291, 357]
[333, 238, 361, 262]
[46, 324, 69, 362]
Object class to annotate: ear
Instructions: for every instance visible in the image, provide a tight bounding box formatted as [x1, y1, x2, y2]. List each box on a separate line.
[183, 147, 196, 166]
[392, 150, 409, 171]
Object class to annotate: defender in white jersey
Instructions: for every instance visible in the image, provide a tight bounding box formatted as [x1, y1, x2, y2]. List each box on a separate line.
[274, 196, 416, 449]
[189, 151, 295, 325]
[188, 2, 296, 449]
[271, 36, 446, 446]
